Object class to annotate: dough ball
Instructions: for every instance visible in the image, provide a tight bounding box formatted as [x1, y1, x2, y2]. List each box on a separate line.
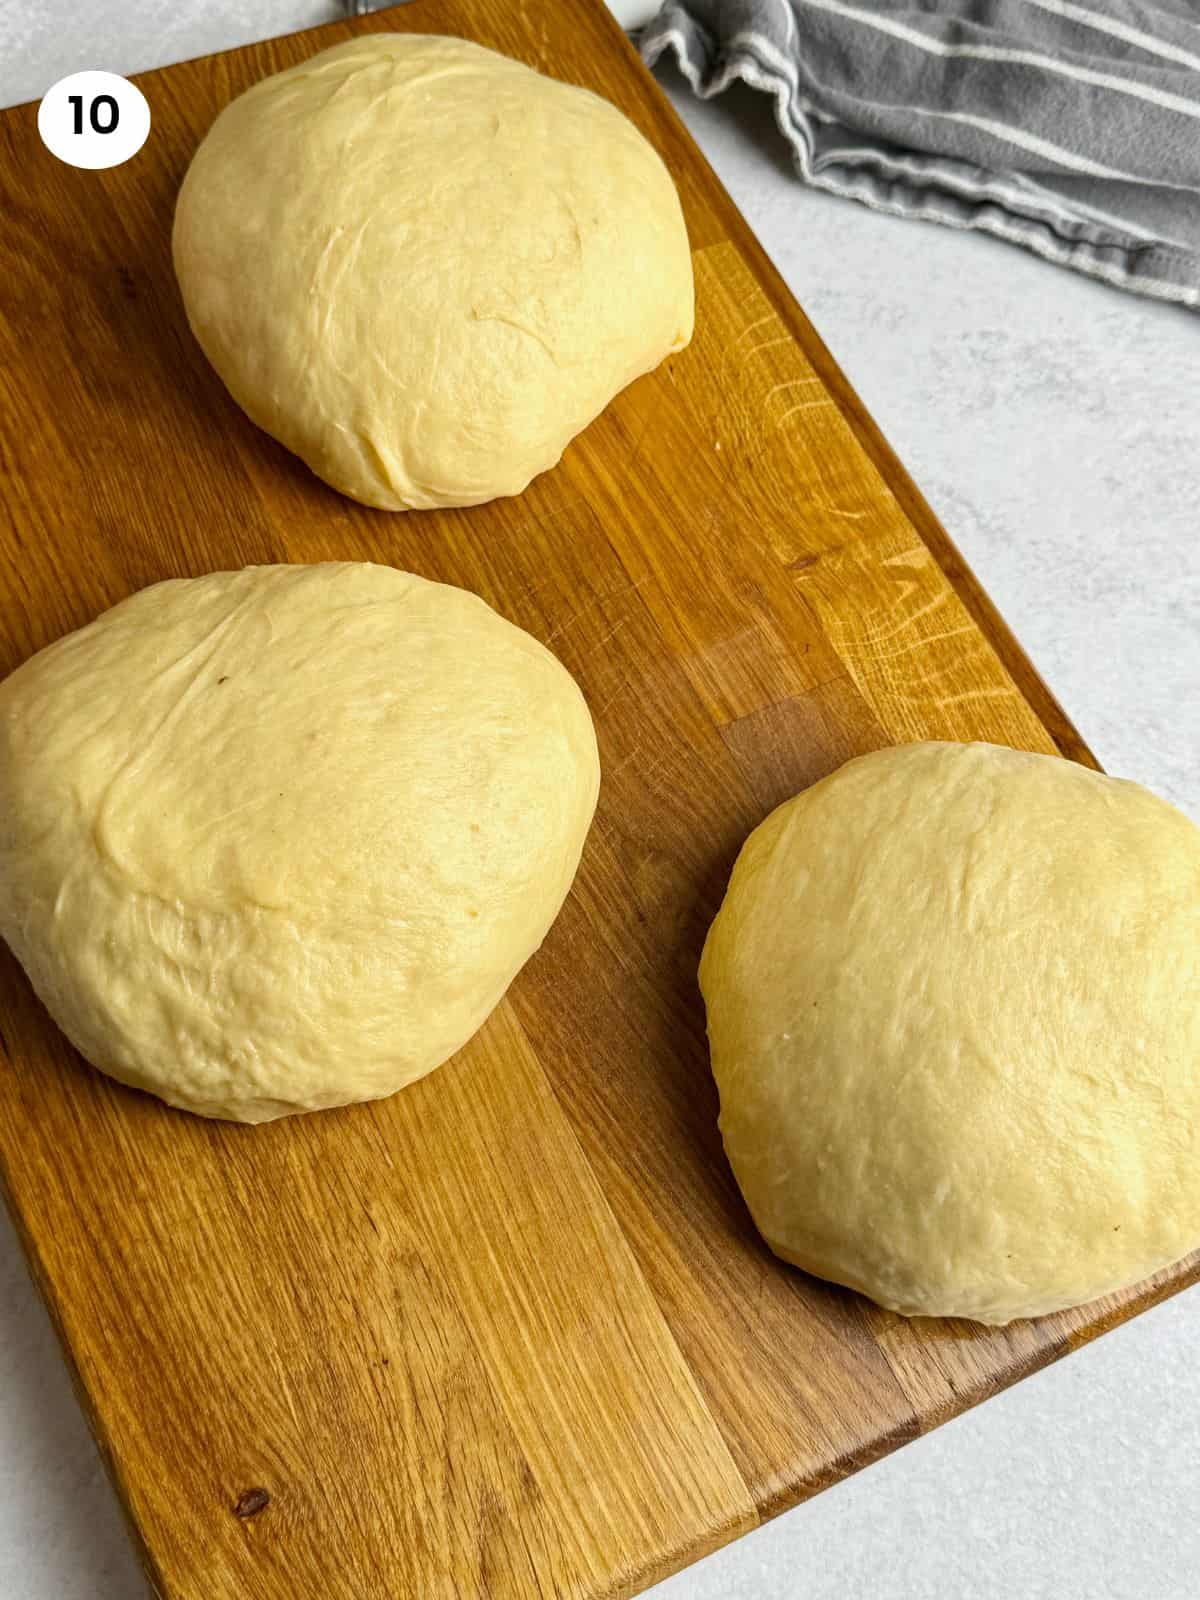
[0, 564, 599, 1122]
[700, 742, 1200, 1325]
[173, 33, 694, 511]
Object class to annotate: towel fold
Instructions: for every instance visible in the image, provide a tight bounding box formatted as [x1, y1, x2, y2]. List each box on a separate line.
[641, 0, 1200, 309]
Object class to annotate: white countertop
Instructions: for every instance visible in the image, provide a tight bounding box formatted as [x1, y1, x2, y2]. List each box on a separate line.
[1, 4, 1197, 1597]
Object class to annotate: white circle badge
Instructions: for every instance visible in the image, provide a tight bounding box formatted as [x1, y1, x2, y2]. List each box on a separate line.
[38, 71, 150, 170]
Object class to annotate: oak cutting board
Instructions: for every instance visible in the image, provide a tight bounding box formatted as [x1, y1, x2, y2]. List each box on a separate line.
[0, 4, 1195, 1598]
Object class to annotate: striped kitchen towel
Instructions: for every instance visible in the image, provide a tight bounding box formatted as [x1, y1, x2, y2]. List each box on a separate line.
[641, 1, 1200, 309]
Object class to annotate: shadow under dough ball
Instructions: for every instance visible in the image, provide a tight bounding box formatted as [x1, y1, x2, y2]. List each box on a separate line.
[700, 741, 1200, 1325]
[172, 32, 694, 511]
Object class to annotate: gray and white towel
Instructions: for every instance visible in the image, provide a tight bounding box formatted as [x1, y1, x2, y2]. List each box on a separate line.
[641, 1, 1200, 309]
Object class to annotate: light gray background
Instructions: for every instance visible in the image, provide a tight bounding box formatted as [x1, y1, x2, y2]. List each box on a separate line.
[0, 3, 1197, 1597]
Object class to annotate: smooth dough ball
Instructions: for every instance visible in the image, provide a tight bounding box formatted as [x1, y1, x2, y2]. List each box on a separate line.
[173, 32, 694, 511]
[0, 564, 599, 1122]
[700, 742, 1200, 1325]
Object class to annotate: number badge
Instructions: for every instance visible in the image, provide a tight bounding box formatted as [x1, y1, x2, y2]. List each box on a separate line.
[38, 71, 151, 170]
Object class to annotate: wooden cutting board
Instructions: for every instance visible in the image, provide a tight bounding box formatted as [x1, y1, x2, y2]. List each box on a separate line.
[0, 3, 1194, 1597]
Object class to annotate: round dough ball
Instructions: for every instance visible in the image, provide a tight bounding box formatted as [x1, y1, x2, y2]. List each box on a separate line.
[173, 33, 694, 511]
[0, 564, 599, 1122]
[700, 742, 1200, 1325]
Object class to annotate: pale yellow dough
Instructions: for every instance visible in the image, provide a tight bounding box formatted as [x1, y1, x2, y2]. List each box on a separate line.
[172, 32, 694, 511]
[0, 564, 599, 1122]
[700, 742, 1200, 1325]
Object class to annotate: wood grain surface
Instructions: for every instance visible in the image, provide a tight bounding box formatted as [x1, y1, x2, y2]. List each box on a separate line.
[0, 3, 1194, 1597]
